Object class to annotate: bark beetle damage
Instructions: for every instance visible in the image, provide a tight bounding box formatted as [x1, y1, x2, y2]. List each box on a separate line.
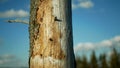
[30, 0, 65, 60]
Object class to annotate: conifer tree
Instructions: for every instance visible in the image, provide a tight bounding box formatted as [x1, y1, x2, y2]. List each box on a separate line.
[99, 54, 108, 68]
[109, 48, 119, 68]
[82, 55, 89, 68]
[90, 51, 98, 68]
[76, 57, 82, 68]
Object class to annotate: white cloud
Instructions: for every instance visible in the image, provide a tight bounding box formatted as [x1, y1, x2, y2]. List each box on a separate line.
[0, 54, 15, 65]
[0, 54, 24, 67]
[72, 3, 78, 9]
[0, 9, 29, 18]
[0, 54, 28, 68]
[0, 54, 14, 58]
[74, 35, 120, 53]
[74, 42, 95, 52]
[113, 36, 120, 42]
[72, 0, 94, 10]
[78, 1, 94, 8]
[101, 40, 112, 47]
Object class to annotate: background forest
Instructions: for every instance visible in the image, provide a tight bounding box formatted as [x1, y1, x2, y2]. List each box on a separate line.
[76, 48, 120, 68]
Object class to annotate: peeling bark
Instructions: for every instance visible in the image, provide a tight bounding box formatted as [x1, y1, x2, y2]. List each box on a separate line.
[29, 0, 75, 68]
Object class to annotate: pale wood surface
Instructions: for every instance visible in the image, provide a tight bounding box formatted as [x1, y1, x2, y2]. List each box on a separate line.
[29, 0, 75, 68]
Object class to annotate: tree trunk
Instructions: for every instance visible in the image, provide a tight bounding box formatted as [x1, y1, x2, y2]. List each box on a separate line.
[29, 0, 75, 68]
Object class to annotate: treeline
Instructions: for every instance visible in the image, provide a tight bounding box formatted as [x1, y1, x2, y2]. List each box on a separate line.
[76, 48, 120, 68]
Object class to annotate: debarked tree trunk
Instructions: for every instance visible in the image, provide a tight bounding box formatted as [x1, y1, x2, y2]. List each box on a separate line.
[29, 0, 75, 68]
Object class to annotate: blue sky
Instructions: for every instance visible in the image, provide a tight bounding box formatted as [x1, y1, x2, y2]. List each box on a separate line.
[0, 0, 120, 67]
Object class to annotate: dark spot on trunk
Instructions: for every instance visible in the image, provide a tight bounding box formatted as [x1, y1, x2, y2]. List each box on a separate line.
[40, 54, 42, 57]
[40, 18, 43, 22]
[49, 38, 53, 41]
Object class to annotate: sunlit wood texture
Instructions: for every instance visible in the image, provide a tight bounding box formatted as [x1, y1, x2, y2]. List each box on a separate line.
[29, 0, 75, 68]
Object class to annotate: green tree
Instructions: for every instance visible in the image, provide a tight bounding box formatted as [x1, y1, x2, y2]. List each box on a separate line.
[90, 51, 98, 68]
[76, 56, 90, 68]
[82, 55, 89, 68]
[99, 54, 108, 68]
[76, 57, 82, 68]
[109, 48, 119, 68]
